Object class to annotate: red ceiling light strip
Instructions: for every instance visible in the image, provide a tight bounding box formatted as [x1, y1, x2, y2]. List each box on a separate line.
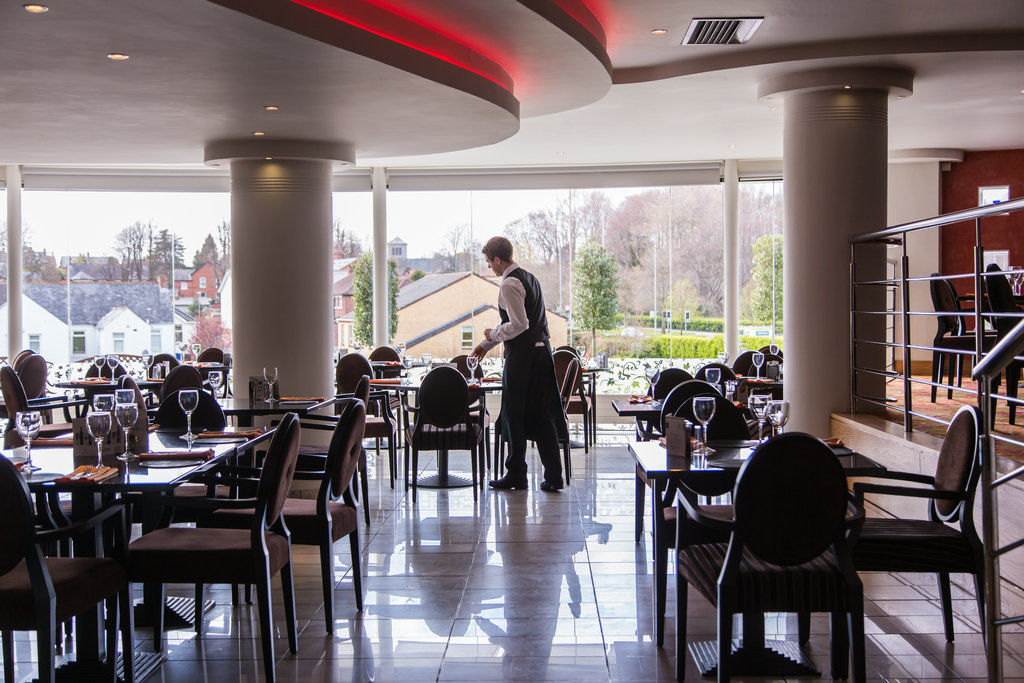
[288, 0, 513, 93]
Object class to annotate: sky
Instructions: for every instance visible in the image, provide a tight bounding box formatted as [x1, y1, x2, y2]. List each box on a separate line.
[6, 187, 642, 264]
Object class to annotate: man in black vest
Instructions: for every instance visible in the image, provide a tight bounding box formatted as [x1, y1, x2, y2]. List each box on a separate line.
[472, 236, 566, 491]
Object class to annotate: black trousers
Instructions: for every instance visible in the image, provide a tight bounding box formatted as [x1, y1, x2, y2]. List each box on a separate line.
[499, 343, 566, 483]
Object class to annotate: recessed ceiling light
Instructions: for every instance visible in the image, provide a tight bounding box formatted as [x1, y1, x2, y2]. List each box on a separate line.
[729, 144, 736, 149]
[264, 105, 279, 111]
[557, 151, 565, 156]
[252, 131, 265, 136]
[106, 53, 130, 61]
[843, 84, 852, 89]
[897, 95, 905, 99]
[768, 106, 777, 111]
[650, 28, 668, 35]
[1019, 89, 1024, 94]
[264, 156, 272, 160]
[23, 4, 48, 13]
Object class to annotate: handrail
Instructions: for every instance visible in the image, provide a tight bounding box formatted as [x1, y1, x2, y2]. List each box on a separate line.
[852, 196, 1024, 243]
[972, 318, 1024, 382]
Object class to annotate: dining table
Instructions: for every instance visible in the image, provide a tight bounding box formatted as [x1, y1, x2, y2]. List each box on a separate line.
[216, 396, 338, 427]
[17, 426, 274, 682]
[629, 438, 883, 676]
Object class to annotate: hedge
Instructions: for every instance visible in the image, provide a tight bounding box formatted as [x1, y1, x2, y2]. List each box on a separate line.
[598, 334, 781, 359]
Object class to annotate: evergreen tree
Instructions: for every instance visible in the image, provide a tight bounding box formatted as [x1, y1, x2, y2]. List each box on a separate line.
[571, 241, 619, 351]
[352, 253, 399, 345]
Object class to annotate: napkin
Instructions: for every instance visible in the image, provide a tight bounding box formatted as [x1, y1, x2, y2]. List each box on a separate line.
[33, 437, 74, 447]
[55, 466, 119, 484]
[370, 379, 402, 385]
[196, 429, 263, 439]
[629, 395, 653, 404]
[481, 376, 502, 383]
[148, 424, 161, 432]
[381, 361, 402, 366]
[278, 396, 327, 402]
[823, 437, 845, 448]
[139, 449, 215, 461]
[73, 379, 112, 385]
[145, 377, 164, 382]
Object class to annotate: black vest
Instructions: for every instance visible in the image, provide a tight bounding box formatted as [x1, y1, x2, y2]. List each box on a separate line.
[499, 266, 550, 352]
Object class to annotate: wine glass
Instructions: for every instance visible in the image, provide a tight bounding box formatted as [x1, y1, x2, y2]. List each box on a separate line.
[178, 389, 200, 447]
[93, 393, 115, 413]
[396, 341, 406, 357]
[767, 399, 790, 436]
[15, 411, 42, 473]
[263, 367, 278, 405]
[106, 355, 119, 377]
[768, 343, 780, 356]
[421, 353, 432, 367]
[717, 351, 729, 365]
[749, 394, 771, 443]
[208, 370, 223, 396]
[692, 396, 716, 455]
[86, 409, 111, 466]
[115, 401, 138, 461]
[645, 364, 659, 393]
[402, 355, 412, 370]
[466, 355, 479, 378]
[141, 352, 152, 379]
[92, 356, 105, 378]
[724, 380, 739, 402]
[705, 367, 722, 394]
[752, 352, 765, 379]
[352, 340, 362, 352]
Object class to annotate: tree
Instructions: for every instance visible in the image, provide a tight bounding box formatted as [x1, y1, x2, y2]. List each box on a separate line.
[333, 220, 363, 257]
[114, 221, 150, 280]
[571, 241, 619, 350]
[192, 234, 218, 269]
[215, 220, 231, 280]
[189, 309, 231, 351]
[747, 234, 783, 324]
[149, 228, 185, 287]
[352, 253, 399, 346]
[410, 269, 426, 281]
[670, 278, 701, 324]
[435, 224, 479, 273]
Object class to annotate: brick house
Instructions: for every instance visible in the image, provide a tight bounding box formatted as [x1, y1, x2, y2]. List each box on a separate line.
[176, 263, 220, 304]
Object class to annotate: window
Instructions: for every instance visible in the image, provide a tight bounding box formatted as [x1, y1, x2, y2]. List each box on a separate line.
[333, 296, 342, 308]
[113, 332, 125, 353]
[174, 324, 183, 343]
[180, 281, 187, 291]
[72, 330, 86, 354]
[199, 276, 207, 288]
[979, 185, 1010, 207]
[150, 329, 162, 353]
[28, 334, 40, 353]
[461, 326, 474, 349]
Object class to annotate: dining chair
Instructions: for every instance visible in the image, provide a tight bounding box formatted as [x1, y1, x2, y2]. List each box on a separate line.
[337, 353, 373, 393]
[732, 350, 782, 377]
[851, 404, 984, 642]
[368, 346, 402, 379]
[0, 457, 134, 683]
[554, 349, 593, 452]
[15, 353, 48, 400]
[676, 395, 750, 441]
[127, 413, 303, 683]
[634, 368, 693, 441]
[404, 366, 484, 502]
[0, 367, 74, 448]
[10, 350, 34, 373]
[693, 362, 737, 384]
[452, 354, 493, 472]
[928, 274, 991, 402]
[675, 433, 866, 682]
[984, 263, 1024, 423]
[209, 400, 366, 634]
[158, 364, 203, 403]
[153, 389, 227, 432]
[557, 357, 581, 483]
[196, 347, 224, 363]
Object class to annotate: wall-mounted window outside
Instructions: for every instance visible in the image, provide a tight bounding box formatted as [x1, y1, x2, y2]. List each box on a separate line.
[199, 277, 207, 288]
[150, 329, 162, 353]
[28, 334, 41, 353]
[461, 326, 474, 350]
[180, 282, 188, 291]
[979, 185, 1010, 207]
[72, 330, 86, 355]
[174, 324, 183, 343]
[113, 332, 125, 353]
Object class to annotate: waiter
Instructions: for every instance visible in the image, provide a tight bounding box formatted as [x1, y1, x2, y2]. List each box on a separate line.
[472, 236, 567, 492]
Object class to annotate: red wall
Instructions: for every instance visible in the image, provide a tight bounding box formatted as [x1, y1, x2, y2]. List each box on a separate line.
[941, 149, 1024, 293]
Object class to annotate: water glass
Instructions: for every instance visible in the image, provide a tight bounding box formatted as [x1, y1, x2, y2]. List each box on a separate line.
[466, 355, 479, 377]
[749, 394, 771, 442]
[724, 380, 739, 402]
[15, 411, 42, 473]
[86, 409, 111, 466]
[396, 341, 406, 356]
[421, 354, 433, 367]
[692, 396, 716, 455]
[115, 403, 138, 460]
[402, 355, 412, 370]
[705, 367, 722, 393]
[93, 393, 115, 413]
[769, 343, 780, 356]
[752, 352, 765, 379]
[717, 351, 729, 365]
[106, 355, 119, 376]
[767, 399, 790, 436]
[178, 389, 200, 446]
[262, 367, 278, 404]
[141, 352, 152, 379]
[192, 344, 202, 360]
[208, 370, 223, 395]
[92, 356, 105, 377]
[115, 389, 135, 406]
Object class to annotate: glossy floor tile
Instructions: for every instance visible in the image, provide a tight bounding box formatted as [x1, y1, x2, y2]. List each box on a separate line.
[5, 438, 1020, 681]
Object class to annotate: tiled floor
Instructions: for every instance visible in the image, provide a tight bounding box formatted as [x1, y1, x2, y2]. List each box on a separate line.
[8, 436, 1024, 681]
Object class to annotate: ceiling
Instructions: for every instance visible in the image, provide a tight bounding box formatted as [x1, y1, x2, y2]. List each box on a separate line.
[0, 0, 1022, 170]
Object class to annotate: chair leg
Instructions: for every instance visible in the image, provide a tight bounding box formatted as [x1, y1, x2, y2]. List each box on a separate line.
[938, 572, 955, 642]
[359, 452, 370, 526]
[1009, 363, 1020, 425]
[350, 530, 364, 611]
[255, 571, 277, 683]
[411, 446, 419, 504]
[150, 583, 165, 652]
[470, 445, 478, 502]
[717, 603, 731, 683]
[37, 607, 55, 683]
[194, 583, 204, 636]
[403, 441, 411, 491]
[655, 537, 668, 647]
[319, 535, 335, 635]
[280, 562, 298, 654]
[563, 441, 571, 486]
[675, 576, 688, 681]
[119, 586, 135, 683]
[245, 583, 253, 604]
[930, 350, 941, 402]
[2, 631, 13, 683]
[389, 435, 397, 490]
[798, 611, 810, 644]
[105, 595, 118, 676]
[849, 596, 866, 683]
[830, 610, 849, 679]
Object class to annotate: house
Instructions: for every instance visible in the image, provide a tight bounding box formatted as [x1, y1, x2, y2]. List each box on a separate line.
[0, 282, 193, 363]
[175, 262, 220, 305]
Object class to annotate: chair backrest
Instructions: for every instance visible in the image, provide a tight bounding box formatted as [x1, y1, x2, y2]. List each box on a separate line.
[255, 412, 302, 529]
[676, 395, 750, 440]
[451, 354, 484, 379]
[559, 358, 581, 409]
[652, 367, 693, 400]
[11, 350, 34, 372]
[932, 404, 981, 520]
[1, 366, 30, 448]
[985, 262, 1017, 335]
[693, 362, 736, 384]
[337, 374, 371, 415]
[85, 357, 128, 380]
[757, 345, 783, 357]
[159, 364, 203, 402]
[325, 399, 367, 499]
[929, 273, 963, 338]
[17, 353, 48, 399]
[0, 458, 36, 576]
[732, 350, 782, 376]
[417, 366, 469, 429]
[368, 346, 400, 362]
[554, 345, 579, 357]
[150, 353, 180, 375]
[337, 353, 373, 394]
[733, 433, 848, 566]
[196, 347, 224, 363]
[154, 389, 226, 431]
[660, 379, 717, 433]
[553, 350, 582, 395]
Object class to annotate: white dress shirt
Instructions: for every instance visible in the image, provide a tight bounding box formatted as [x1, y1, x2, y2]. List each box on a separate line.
[481, 264, 538, 351]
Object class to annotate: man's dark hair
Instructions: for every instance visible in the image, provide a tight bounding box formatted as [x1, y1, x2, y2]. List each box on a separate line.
[482, 236, 513, 262]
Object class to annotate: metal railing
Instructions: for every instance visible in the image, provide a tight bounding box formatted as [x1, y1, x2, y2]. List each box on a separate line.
[850, 195, 1024, 682]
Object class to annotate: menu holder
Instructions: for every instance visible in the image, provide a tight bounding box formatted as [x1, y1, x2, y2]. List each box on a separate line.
[71, 417, 150, 456]
[248, 376, 279, 402]
[663, 416, 692, 458]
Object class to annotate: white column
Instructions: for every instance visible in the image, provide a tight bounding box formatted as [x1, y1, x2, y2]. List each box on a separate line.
[6, 165, 23, 361]
[760, 67, 913, 434]
[205, 139, 353, 399]
[722, 159, 740, 362]
[372, 167, 389, 347]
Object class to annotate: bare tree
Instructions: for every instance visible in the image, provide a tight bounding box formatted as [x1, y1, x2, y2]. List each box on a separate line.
[332, 220, 362, 258]
[114, 221, 150, 280]
[215, 220, 231, 279]
[435, 223, 479, 273]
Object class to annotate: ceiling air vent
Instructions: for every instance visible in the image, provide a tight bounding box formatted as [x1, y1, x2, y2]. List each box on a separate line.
[682, 17, 763, 45]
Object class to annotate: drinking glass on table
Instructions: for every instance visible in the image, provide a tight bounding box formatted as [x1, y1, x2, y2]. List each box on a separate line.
[466, 355, 479, 378]
[93, 393, 115, 413]
[767, 399, 790, 437]
[208, 370, 223, 395]
[724, 380, 739, 402]
[192, 344, 201, 360]
[263, 367, 278, 405]
[768, 343, 780, 356]
[106, 355, 119, 377]
[178, 389, 199, 447]
[705, 367, 721, 394]
[115, 401, 138, 461]
[402, 355, 412, 370]
[86, 409, 111, 466]
[692, 396, 716, 455]
[752, 352, 765, 379]
[717, 351, 729, 365]
[421, 354, 432, 367]
[396, 341, 406, 357]
[749, 394, 771, 443]
[141, 352, 152, 379]
[15, 411, 42, 473]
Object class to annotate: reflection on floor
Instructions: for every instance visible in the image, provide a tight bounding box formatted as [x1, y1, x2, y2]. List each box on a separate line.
[8, 441, 1023, 681]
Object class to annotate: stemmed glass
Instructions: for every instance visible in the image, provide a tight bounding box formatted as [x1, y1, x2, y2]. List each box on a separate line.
[178, 389, 199, 448]
[15, 411, 42, 473]
[466, 355, 479, 379]
[208, 370, 223, 396]
[402, 355, 412, 370]
[114, 389, 138, 461]
[93, 356, 105, 378]
[645, 364, 659, 393]
[192, 344, 202, 360]
[93, 393, 115, 414]
[396, 341, 406, 357]
[421, 354, 432, 368]
[141, 352, 152, 380]
[724, 380, 738, 402]
[717, 351, 729, 365]
[749, 394, 770, 443]
[106, 355, 119, 378]
[86, 409, 111, 466]
[263, 367, 278, 405]
[752, 352, 765, 379]
[767, 399, 790, 437]
[692, 396, 716, 455]
[705, 367, 722, 394]
[768, 343, 780, 357]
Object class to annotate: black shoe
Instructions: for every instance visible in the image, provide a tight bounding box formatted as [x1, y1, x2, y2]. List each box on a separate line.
[489, 475, 528, 490]
[540, 480, 564, 492]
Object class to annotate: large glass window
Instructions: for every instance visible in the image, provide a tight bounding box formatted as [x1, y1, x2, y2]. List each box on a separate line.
[28, 334, 40, 353]
[738, 180, 783, 346]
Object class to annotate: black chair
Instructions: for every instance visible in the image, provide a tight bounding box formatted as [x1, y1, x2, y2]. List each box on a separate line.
[554, 349, 593, 452]
[675, 433, 866, 682]
[404, 367, 484, 503]
[557, 357, 580, 483]
[851, 404, 984, 642]
[732, 351, 782, 377]
[452, 354, 493, 473]
[158, 364, 203, 403]
[984, 263, 1024, 423]
[634, 368, 693, 442]
[153, 389, 226, 432]
[16, 353, 48, 400]
[196, 347, 224, 364]
[337, 353, 373, 394]
[148, 353, 180, 375]
[693, 362, 737, 384]
[0, 368, 74, 448]
[676, 395, 750, 441]
[369, 346, 402, 379]
[0, 457, 134, 683]
[928, 275, 992, 402]
[10, 350, 34, 373]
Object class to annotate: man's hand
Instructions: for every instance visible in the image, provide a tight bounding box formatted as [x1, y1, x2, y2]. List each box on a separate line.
[471, 344, 489, 362]
[483, 327, 494, 342]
